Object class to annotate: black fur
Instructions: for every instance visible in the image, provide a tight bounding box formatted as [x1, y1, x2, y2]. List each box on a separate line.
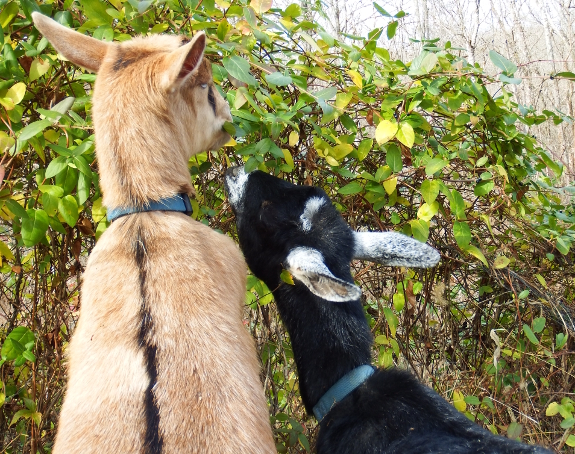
[208, 86, 216, 115]
[225, 169, 551, 454]
[134, 230, 163, 453]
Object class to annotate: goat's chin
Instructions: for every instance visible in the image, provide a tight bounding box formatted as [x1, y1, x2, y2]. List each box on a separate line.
[209, 131, 231, 151]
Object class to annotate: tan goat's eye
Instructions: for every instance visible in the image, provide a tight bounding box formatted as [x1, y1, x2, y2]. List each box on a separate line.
[200, 83, 208, 89]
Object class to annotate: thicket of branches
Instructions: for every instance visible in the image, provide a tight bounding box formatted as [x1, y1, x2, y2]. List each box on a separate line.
[0, 0, 574, 452]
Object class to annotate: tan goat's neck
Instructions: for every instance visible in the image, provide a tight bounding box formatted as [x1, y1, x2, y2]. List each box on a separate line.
[92, 71, 193, 210]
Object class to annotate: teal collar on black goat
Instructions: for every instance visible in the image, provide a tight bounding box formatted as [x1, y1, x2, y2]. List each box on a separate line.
[313, 364, 376, 422]
[106, 193, 193, 222]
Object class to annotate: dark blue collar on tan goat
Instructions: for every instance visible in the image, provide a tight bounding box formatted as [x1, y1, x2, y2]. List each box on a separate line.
[106, 193, 193, 222]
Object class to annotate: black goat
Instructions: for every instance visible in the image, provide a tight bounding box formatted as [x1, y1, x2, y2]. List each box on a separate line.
[225, 167, 551, 454]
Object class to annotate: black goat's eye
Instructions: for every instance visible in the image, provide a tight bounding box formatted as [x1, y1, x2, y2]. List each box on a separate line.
[200, 83, 208, 89]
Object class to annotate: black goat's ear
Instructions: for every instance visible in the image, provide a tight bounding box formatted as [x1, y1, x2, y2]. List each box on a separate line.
[352, 231, 440, 268]
[285, 247, 361, 302]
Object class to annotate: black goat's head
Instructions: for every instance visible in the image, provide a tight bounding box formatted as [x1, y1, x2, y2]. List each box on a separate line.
[225, 167, 440, 301]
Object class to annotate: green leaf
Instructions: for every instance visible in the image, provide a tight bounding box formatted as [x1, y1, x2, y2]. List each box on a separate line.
[453, 221, 471, 248]
[373, 2, 391, 17]
[3, 327, 34, 355]
[314, 86, 337, 101]
[222, 56, 257, 86]
[420, 180, 439, 204]
[73, 155, 92, 176]
[392, 292, 404, 311]
[59, 196, 79, 227]
[499, 74, 522, 85]
[22, 209, 49, 247]
[22, 350, 36, 363]
[339, 181, 363, 195]
[396, 122, 414, 148]
[556, 333, 568, 349]
[425, 158, 447, 175]
[489, 50, 517, 75]
[567, 435, 575, 447]
[556, 237, 571, 255]
[410, 219, 429, 242]
[1, 338, 24, 361]
[518, 289, 530, 299]
[4, 199, 29, 219]
[18, 119, 52, 142]
[523, 324, 539, 345]
[533, 317, 546, 334]
[386, 144, 402, 172]
[450, 189, 466, 220]
[506, 422, 523, 439]
[474, 180, 494, 197]
[454, 113, 470, 126]
[265, 71, 292, 86]
[79, 0, 113, 25]
[357, 139, 372, 161]
[39, 185, 64, 197]
[45, 156, 69, 178]
[382, 307, 398, 337]
[386, 21, 398, 39]
[0, 2, 19, 29]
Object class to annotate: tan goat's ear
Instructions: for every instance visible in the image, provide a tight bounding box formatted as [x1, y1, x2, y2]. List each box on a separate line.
[32, 12, 109, 73]
[163, 32, 206, 90]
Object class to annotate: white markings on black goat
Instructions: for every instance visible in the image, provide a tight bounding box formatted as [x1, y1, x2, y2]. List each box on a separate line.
[300, 197, 326, 232]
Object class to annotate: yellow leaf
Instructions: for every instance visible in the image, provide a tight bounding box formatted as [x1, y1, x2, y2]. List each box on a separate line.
[417, 201, 439, 222]
[288, 131, 299, 146]
[300, 32, 322, 54]
[397, 122, 415, 148]
[0, 131, 15, 152]
[234, 90, 247, 109]
[282, 148, 294, 170]
[325, 155, 339, 166]
[493, 255, 510, 269]
[280, 269, 294, 285]
[375, 120, 398, 145]
[335, 92, 354, 109]
[383, 177, 397, 195]
[329, 143, 353, 160]
[250, 0, 272, 13]
[0, 240, 14, 261]
[453, 390, 466, 412]
[6, 82, 26, 105]
[347, 70, 363, 88]
[30, 58, 51, 82]
[224, 137, 237, 147]
[215, 0, 230, 7]
[462, 244, 488, 266]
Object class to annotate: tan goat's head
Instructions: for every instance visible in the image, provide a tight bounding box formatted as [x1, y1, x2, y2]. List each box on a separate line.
[32, 13, 232, 209]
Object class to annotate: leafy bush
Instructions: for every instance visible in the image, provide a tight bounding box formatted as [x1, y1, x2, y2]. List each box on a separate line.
[0, 0, 574, 452]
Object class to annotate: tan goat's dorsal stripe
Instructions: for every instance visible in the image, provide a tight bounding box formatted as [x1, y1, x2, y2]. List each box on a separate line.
[134, 228, 163, 453]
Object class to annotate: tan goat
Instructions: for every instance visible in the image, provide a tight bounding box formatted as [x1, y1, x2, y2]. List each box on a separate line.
[32, 13, 275, 453]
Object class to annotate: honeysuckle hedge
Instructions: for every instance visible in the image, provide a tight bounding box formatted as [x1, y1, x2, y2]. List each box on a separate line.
[1, 0, 574, 452]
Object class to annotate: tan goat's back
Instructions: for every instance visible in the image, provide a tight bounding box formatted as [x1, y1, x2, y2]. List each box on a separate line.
[32, 13, 275, 453]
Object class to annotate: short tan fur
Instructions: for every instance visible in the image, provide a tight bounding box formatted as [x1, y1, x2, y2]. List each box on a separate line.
[32, 13, 275, 453]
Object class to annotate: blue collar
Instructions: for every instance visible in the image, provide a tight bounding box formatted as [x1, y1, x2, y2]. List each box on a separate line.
[107, 193, 193, 222]
[313, 364, 375, 422]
